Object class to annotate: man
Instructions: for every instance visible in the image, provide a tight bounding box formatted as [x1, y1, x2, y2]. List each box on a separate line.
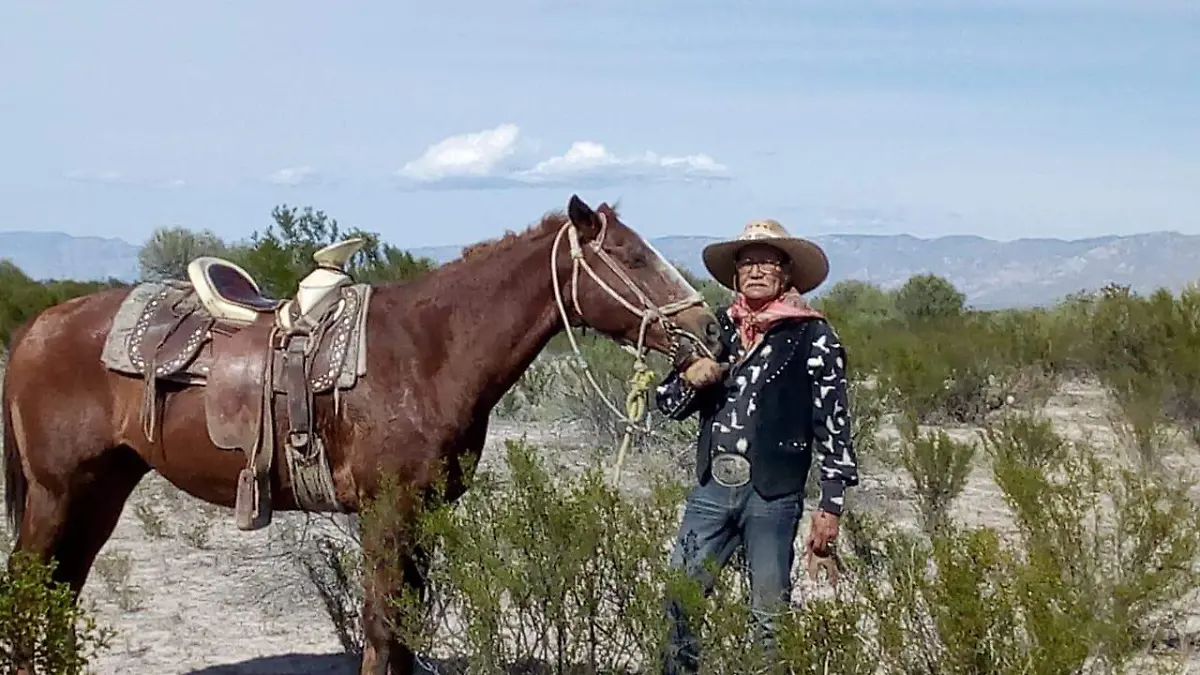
[656, 218, 859, 673]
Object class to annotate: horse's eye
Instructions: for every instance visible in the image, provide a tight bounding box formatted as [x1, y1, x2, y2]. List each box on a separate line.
[628, 253, 649, 268]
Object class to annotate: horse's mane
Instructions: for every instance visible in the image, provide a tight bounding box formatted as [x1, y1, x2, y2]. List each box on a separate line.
[458, 210, 569, 262]
[456, 202, 624, 262]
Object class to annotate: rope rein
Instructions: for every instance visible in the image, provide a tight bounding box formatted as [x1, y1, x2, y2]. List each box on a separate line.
[549, 213, 710, 483]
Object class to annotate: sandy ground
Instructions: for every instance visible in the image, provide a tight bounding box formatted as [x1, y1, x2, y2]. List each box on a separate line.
[4, 378, 1200, 674]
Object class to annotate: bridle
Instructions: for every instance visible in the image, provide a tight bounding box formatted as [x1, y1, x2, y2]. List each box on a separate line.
[549, 209, 714, 435]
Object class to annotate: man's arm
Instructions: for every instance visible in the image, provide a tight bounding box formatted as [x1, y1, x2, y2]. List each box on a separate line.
[807, 320, 860, 516]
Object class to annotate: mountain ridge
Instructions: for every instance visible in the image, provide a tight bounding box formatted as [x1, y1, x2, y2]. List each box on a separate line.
[4, 229, 1198, 310]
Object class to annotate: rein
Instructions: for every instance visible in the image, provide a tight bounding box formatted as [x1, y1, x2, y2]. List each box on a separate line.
[550, 212, 712, 483]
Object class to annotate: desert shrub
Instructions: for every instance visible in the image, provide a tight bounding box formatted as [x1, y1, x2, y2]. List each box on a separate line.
[0, 552, 115, 674]
[796, 411, 1200, 675]
[980, 412, 1200, 672]
[0, 261, 126, 348]
[383, 438, 701, 673]
[547, 334, 651, 446]
[817, 279, 897, 325]
[894, 273, 966, 324]
[289, 518, 365, 655]
[896, 419, 978, 536]
[869, 306, 1074, 426]
[538, 333, 696, 451]
[494, 356, 561, 422]
[1074, 284, 1200, 455]
[873, 317, 1008, 425]
[298, 416, 1200, 674]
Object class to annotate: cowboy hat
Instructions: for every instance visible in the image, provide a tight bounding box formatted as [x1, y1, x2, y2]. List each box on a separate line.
[702, 218, 829, 294]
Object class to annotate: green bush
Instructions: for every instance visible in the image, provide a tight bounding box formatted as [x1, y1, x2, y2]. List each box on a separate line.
[816, 279, 897, 326]
[494, 356, 560, 422]
[1076, 285, 1200, 456]
[897, 420, 977, 535]
[496, 332, 697, 454]
[295, 405, 1200, 674]
[873, 316, 1007, 425]
[894, 273, 966, 324]
[379, 438, 702, 673]
[0, 261, 126, 348]
[804, 412, 1200, 675]
[0, 552, 115, 674]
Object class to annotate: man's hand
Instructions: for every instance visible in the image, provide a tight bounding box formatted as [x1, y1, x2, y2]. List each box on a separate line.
[681, 357, 723, 388]
[805, 510, 840, 557]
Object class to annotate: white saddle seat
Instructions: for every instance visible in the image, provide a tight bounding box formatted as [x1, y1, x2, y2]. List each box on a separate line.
[187, 238, 367, 328]
[187, 257, 281, 325]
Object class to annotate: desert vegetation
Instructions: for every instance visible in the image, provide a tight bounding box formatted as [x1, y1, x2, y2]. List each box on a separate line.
[4, 204, 1200, 673]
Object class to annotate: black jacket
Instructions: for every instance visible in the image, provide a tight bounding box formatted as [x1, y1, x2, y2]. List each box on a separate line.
[655, 306, 859, 512]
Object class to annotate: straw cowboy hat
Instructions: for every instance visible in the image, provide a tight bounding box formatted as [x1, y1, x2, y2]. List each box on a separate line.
[702, 218, 830, 294]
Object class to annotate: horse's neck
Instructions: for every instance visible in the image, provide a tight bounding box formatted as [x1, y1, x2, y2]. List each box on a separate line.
[439, 230, 566, 412]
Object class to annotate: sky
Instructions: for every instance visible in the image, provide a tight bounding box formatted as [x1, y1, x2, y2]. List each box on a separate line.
[1, 0, 1197, 250]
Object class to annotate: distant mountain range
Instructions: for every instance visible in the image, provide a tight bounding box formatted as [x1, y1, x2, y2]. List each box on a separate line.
[3, 229, 1199, 309]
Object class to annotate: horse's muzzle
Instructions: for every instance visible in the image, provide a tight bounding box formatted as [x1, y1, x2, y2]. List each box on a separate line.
[672, 309, 722, 361]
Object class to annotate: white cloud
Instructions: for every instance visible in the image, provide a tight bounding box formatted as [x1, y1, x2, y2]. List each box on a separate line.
[266, 165, 318, 186]
[394, 124, 729, 190]
[515, 141, 728, 186]
[397, 123, 522, 182]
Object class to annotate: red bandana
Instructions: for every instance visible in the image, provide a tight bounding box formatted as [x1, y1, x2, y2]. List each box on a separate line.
[727, 288, 824, 349]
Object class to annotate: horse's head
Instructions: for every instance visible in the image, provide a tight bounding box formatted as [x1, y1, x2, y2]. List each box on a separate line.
[554, 194, 722, 361]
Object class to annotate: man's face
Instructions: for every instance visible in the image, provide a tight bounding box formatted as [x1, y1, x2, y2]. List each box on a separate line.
[735, 243, 789, 302]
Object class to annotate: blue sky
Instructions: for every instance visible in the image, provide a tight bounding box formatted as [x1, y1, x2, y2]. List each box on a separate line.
[2, 0, 1197, 250]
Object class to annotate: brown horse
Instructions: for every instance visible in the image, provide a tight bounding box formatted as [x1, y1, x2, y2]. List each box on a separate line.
[1, 194, 722, 674]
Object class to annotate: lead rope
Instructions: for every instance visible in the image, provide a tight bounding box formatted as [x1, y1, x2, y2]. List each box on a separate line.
[549, 215, 710, 486]
[612, 359, 658, 485]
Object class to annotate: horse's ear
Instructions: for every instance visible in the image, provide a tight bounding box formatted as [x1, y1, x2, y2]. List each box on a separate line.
[568, 194, 603, 242]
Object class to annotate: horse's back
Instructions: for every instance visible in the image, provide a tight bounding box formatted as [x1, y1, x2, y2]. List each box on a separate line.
[4, 286, 132, 413]
[8, 286, 131, 365]
[3, 286, 135, 485]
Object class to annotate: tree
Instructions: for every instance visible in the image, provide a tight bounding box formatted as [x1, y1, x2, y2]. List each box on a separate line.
[894, 273, 967, 323]
[816, 279, 896, 323]
[138, 226, 229, 282]
[355, 245, 438, 286]
[227, 205, 437, 298]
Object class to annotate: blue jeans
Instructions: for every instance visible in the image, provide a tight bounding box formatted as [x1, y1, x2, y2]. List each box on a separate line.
[661, 479, 804, 674]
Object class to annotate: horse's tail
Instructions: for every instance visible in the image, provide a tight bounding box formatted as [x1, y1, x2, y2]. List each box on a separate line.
[2, 320, 31, 538]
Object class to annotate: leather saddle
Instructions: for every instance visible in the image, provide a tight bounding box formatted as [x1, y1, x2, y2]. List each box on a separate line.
[123, 238, 371, 531]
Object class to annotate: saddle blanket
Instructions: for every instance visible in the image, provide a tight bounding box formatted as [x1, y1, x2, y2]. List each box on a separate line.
[99, 280, 371, 390]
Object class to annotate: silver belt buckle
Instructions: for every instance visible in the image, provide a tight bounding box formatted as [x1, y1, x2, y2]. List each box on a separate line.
[711, 453, 751, 487]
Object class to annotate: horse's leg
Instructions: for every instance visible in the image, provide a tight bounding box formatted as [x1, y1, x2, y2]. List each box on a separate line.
[14, 445, 147, 593]
[9, 446, 144, 675]
[391, 543, 432, 674]
[359, 515, 433, 675]
[8, 477, 72, 675]
[53, 447, 149, 594]
[12, 480, 72, 569]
